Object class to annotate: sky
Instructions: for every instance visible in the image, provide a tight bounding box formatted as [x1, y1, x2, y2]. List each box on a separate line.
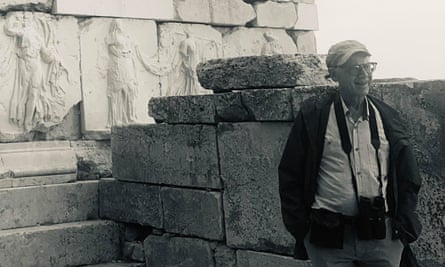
[315, 0, 445, 80]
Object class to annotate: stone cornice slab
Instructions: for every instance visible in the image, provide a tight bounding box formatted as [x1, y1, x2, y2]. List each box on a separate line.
[197, 54, 333, 92]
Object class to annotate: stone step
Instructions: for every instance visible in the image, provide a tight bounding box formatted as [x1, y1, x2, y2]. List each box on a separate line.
[0, 220, 120, 267]
[79, 262, 145, 267]
[0, 181, 99, 230]
[0, 141, 77, 186]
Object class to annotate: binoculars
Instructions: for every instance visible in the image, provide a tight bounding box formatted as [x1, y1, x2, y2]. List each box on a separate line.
[357, 196, 386, 240]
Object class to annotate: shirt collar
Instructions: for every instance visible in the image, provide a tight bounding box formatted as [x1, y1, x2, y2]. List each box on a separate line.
[340, 95, 370, 121]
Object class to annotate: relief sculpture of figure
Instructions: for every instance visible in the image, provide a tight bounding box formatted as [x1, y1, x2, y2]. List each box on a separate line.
[3, 12, 68, 131]
[106, 20, 139, 128]
[164, 31, 222, 96]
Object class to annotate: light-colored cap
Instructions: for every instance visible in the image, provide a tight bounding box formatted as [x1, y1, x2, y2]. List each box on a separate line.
[326, 40, 371, 68]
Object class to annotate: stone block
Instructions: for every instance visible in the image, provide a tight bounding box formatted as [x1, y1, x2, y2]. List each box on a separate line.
[123, 241, 145, 262]
[215, 92, 253, 122]
[294, 3, 319, 30]
[287, 30, 317, 54]
[221, 27, 298, 58]
[210, 0, 256, 25]
[0, 141, 77, 179]
[112, 124, 221, 189]
[161, 187, 224, 240]
[0, 13, 81, 141]
[158, 23, 222, 96]
[290, 85, 337, 116]
[197, 54, 332, 91]
[80, 18, 160, 137]
[0, 220, 120, 267]
[144, 235, 214, 267]
[241, 89, 294, 121]
[0, 0, 52, 11]
[217, 122, 294, 254]
[148, 95, 216, 124]
[53, 0, 174, 20]
[253, 1, 297, 28]
[173, 0, 211, 23]
[85, 263, 145, 267]
[0, 181, 98, 229]
[214, 245, 236, 267]
[71, 140, 112, 180]
[237, 250, 312, 267]
[99, 179, 162, 228]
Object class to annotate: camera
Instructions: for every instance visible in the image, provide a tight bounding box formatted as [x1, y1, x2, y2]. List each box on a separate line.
[357, 196, 386, 240]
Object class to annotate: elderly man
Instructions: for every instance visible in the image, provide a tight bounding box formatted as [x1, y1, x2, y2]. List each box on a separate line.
[278, 40, 422, 266]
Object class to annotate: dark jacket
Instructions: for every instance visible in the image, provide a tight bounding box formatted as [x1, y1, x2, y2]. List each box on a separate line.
[278, 91, 422, 261]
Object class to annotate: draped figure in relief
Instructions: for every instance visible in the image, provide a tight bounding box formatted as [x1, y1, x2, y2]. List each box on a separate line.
[2, 12, 68, 131]
[106, 20, 139, 127]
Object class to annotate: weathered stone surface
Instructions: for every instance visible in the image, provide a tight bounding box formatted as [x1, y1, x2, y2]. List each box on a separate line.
[148, 89, 294, 124]
[253, 1, 297, 28]
[294, 3, 319, 30]
[197, 54, 332, 91]
[287, 30, 317, 54]
[0, 141, 77, 179]
[0, 173, 76, 189]
[54, 0, 174, 20]
[84, 263, 145, 267]
[0, 0, 52, 11]
[144, 235, 214, 267]
[123, 241, 145, 262]
[158, 23, 222, 96]
[237, 250, 312, 267]
[148, 95, 216, 124]
[241, 89, 294, 121]
[0, 220, 120, 267]
[218, 122, 294, 254]
[80, 18, 159, 136]
[0, 181, 98, 230]
[0, 13, 81, 141]
[222, 27, 298, 58]
[373, 81, 445, 264]
[99, 179, 162, 228]
[71, 140, 112, 180]
[173, 0, 211, 23]
[214, 245, 236, 267]
[112, 124, 221, 189]
[214, 92, 253, 122]
[210, 0, 256, 25]
[290, 85, 337, 116]
[161, 187, 224, 240]
[34, 103, 82, 141]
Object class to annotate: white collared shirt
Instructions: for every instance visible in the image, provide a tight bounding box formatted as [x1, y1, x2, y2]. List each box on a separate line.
[312, 97, 390, 216]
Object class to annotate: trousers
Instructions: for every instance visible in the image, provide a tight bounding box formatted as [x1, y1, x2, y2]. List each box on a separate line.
[304, 218, 404, 267]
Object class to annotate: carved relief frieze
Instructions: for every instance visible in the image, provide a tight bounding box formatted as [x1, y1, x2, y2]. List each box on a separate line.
[0, 12, 80, 140]
[80, 18, 159, 136]
[158, 23, 222, 96]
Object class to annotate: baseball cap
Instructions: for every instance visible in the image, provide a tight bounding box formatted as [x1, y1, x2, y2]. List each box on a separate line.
[326, 40, 371, 68]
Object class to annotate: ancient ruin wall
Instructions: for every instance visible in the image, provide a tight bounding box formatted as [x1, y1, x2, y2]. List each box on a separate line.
[107, 81, 445, 266]
[0, 0, 319, 181]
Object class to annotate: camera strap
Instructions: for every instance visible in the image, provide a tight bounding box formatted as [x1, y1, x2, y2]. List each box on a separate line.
[333, 93, 384, 200]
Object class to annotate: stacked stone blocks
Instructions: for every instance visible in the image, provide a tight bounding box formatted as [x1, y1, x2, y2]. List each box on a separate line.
[107, 78, 445, 266]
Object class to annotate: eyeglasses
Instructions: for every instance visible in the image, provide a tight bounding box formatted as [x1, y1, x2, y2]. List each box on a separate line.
[338, 62, 378, 75]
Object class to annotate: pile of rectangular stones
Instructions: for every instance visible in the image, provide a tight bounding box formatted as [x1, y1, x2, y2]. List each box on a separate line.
[104, 56, 445, 266]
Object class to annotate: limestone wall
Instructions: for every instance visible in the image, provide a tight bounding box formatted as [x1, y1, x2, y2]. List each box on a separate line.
[0, 0, 318, 143]
[106, 81, 445, 266]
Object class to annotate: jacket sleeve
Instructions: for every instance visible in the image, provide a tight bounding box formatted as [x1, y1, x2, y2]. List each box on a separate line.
[278, 111, 310, 251]
[395, 144, 422, 244]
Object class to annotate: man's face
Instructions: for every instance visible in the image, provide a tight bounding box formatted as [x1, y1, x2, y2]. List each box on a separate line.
[334, 53, 373, 99]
